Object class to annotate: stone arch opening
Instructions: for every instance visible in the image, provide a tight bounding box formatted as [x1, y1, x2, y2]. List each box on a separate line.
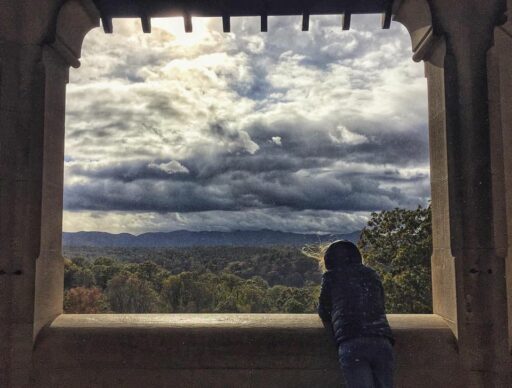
[59, 2, 436, 312]
[3, 0, 511, 386]
[64, 15, 431, 313]
[40, 0, 444, 323]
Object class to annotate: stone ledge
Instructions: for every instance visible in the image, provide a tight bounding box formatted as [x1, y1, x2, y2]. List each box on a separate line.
[33, 314, 465, 388]
[44, 313, 450, 330]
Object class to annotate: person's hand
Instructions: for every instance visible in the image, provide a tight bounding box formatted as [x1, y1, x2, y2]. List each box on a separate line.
[321, 320, 337, 347]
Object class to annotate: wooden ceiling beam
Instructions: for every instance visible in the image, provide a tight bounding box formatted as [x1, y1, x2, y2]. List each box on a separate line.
[342, 12, 351, 30]
[222, 14, 230, 32]
[101, 16, 113, 33]
[141, 15, 151, 33]
[381, 3, 392, 29]
[93, 0, 388, 19]
[261, 14, 268, 32]
[184, 11, 192, 32]
[302, 12, 309, 31]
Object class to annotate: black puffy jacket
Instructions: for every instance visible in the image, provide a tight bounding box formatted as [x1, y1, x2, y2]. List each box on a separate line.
[318, 263, 394, 346]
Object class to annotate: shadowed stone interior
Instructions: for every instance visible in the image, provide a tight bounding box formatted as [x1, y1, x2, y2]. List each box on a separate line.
[1, 0, 512, 386]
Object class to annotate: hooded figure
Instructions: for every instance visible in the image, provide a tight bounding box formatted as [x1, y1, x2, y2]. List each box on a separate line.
[324, 239, 363, 269]
[318, 240, 395, 388]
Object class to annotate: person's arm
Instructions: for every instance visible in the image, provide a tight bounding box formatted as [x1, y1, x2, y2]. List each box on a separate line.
[318, 273, 332, 322]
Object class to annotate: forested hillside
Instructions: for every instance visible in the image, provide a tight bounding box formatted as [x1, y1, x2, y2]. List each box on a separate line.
[63, 206, 433, 314]
[63, 246, 322, 313]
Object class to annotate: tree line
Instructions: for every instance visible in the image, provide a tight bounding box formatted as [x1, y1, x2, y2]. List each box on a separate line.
[64, 256, 320, 313]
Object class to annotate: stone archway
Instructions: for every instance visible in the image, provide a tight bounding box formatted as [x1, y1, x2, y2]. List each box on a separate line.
[1, 0, 511, 386]
[39, 0, 447, 340]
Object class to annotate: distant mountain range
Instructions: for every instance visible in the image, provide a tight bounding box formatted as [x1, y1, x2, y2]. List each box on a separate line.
[62, 229, 361, 248]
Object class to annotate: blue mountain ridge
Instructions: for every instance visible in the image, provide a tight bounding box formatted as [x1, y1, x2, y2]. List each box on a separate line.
[62, 229, 361, 247]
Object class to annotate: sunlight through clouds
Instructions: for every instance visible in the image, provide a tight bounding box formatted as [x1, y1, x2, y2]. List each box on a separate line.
[152, 17, 212, 46]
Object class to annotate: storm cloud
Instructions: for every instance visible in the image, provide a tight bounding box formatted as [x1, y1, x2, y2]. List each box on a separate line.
[63, 15, 429, 234]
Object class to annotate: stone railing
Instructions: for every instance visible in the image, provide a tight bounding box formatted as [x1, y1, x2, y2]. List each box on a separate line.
[33, 314, 464, 387]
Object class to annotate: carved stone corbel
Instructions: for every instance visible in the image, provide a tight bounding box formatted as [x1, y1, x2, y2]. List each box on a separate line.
[49, 0, 100, 69]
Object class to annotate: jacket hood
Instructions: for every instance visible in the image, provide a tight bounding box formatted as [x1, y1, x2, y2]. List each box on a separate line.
[324, 240, 362, 270]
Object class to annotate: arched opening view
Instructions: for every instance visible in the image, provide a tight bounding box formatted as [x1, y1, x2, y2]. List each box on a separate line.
[62, 14, 429, 314]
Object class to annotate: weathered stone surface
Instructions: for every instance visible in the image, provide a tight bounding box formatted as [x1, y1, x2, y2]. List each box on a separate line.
[490, 13, 512, 362]
[393, 0, 434, 62]
[0, 0, 63, 45]
[0, 40, 45, 388]
[423, 1, 511, 386]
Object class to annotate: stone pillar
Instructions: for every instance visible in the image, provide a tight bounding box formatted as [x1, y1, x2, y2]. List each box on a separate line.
[497, 10, 512, 357]
[33, 47, 71, 339]
[423, 42, 459, 335]
[0, 1, 98, 386]
[396, 0, 511, 385]
[488, 3, 512, 366]
[0, 40, 73, 388]
[0, 41, 47, 388]
[428, 0, 511, 386]
[393, 0, 459, 335]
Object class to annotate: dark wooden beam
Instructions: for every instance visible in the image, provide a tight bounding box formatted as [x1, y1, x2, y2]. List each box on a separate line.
[184, 11, 192, 32]
[302, 12, 309, 31]
[381, 5, 392, 29]
[93, 0, 388, 19]
[342, 12, 351, 30]
[101, 16, 113, 33]
[222, 14, 230, 32]
[261, 14, 268, 32]
[141, 15, 151, 33]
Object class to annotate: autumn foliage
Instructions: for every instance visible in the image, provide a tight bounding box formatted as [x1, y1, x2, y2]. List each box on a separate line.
[64, 286, 108, 313]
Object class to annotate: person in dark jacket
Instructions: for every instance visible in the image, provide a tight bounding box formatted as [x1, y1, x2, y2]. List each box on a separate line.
[318, 240, 394, 388]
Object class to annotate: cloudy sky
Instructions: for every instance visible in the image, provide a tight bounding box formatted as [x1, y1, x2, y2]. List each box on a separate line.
[63, 14, 429, 235]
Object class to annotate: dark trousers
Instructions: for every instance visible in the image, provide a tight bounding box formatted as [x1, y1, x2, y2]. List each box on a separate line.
[338, 336, 394, 388]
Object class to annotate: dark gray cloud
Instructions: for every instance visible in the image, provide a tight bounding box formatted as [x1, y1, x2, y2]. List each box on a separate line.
[246, 119, 429, 166]
[64, 154, 428, 213]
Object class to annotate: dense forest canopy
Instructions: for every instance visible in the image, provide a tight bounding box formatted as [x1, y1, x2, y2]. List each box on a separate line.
[63, 206, 432, 314]
[358, 205, 432, 313]
[64, 246, 322, 313]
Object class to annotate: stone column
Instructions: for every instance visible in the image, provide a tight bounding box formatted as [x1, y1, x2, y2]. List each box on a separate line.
[33, 47, 71, 339]
[0, 41, 72, 388]
[0, 41, 47, 388]
[423, 41, 459, 335]
[393, 0, 459, 336]
[488, 2, 512, 372]
[497, 9, 512, 357]
[0, 1, 98, 386]
[428, 0, 511, 386]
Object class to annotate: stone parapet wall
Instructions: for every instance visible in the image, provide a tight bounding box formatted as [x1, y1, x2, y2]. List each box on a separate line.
[33, 314, 464, 388]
